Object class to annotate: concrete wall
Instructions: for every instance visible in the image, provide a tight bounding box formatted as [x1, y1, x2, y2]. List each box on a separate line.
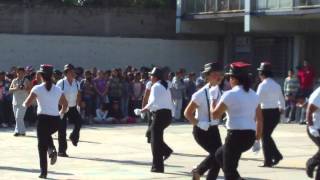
[0, 3, 176, 37]
[0, 34, 218, 72]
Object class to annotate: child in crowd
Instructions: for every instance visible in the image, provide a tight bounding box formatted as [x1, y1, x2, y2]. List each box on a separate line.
[94, 103, 111, 124]
[108, 101, 132, 124]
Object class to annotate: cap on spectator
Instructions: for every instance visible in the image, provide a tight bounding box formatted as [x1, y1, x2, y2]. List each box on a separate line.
[149, 67, 163, 79]
[257, 62, 272, 72]
[225, 61, 251, 77]
[25, 66, 34, 72]
[202, 61, 223, 75]
[38, 64, 54, 75]
[64, 64, 75, 73]
[54, 69, 62, 76]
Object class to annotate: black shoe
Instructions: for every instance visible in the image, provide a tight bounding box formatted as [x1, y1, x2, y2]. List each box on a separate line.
[306, 158, 318, 178]
[49, 151, 57, 165]
[69, 135, 78, 147]
[39, 174, 47, 179]
[58, 152, 69, 157]
[164, 150, 173, 161]
[20, 133, 26, 136]
[272, 155, 283, 166]
[259, 163, 273, 168]
[13, 133, 20, 137]
[151, 168, 164, 173]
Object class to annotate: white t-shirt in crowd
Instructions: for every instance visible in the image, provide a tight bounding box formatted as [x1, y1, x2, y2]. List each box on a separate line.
[191, 84, 221, 126]
[145, 81, 174, 113]
[308, 87, 320, 129]
[31, 83, 63, 116]
[56, 77, 79, 107]
[256, 78, 285, 110]
[219, 85, 259, 130]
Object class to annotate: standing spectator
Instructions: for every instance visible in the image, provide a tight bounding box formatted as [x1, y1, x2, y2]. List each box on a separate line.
[184, 72, 197, 102]
[130, 72, 144, 117]
[284, 69, 300, 123]
[93, 70, 108, 109]
[298, 60, 316, 97]
[53, 70, 63, 84]
[9, 67, 32, 136]
[196, 73, 206, 90]
[121, 72, 132, 118]
[80, 70, 96, 123]
[171, 69, 186, 121]
[0, 71, 8, 128]
[108, 69, 123, 107]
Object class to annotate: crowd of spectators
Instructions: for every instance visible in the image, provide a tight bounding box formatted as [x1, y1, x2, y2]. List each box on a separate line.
[0, 65, 200, 128]
[0, 61, 317, 129]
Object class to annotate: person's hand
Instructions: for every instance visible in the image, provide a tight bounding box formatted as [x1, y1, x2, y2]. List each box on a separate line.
[309, 126, 320, 137]
[197, 121, 210, 131]
[59, 111, 65, 119]
[134, 109, 142, 116]
[279, 108, 284, 114]
[252, 140, 261, 153]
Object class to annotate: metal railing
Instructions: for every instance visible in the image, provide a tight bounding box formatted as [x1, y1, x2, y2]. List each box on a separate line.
[185, 0, 244, 14]
[255, 0, 320, 10]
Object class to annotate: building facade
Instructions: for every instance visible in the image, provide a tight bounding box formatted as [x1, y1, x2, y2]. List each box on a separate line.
[177, 0, 320, 78]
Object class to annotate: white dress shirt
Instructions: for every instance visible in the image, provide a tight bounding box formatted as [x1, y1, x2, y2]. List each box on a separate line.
[56, 77, 79, 107]
[257, 78, 285, 110]
[145, 81, 174, 113]
[219, 86, 259, 130]
[31, 83, 63, 116]
[191, 84, 221, 126]
[309, 87, 320, 129]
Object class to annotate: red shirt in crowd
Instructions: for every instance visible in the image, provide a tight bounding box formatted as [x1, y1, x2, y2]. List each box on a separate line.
[298, 66, 316, 90]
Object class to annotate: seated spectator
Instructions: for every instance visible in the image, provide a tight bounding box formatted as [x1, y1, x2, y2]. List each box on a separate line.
[107, 101, 130, 124]
[94, 103, 112, 124]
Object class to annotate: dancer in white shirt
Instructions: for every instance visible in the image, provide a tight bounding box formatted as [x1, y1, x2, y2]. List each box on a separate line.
[184, 62, 223, 180]
[306, 87, 320, 179]
[23, 64, 68, 179]
[141, 67, 174, 173]
[213, 62, 263, 180]
[256, 62, 285, 167]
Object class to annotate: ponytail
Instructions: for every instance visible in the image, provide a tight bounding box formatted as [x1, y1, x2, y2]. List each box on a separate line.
[41, 73, 53, 91]
[232, 74, 251, 92]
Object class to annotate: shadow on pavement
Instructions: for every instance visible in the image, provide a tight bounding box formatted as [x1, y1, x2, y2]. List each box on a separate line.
[172, 152, 206, 158]
[67, 156, 184, 168]
[23, 135, 101, 144]
[0, 166, 73, 176]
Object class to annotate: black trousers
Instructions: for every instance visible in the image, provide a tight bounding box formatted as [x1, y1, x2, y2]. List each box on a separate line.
[262, 109, 282, 164]
[307, 128, 320, 178]
[58, 106, 82, 153]
[145, 111, 152, 143]
[150, 109, 172, 171]
[37, 115, 59, 175]
[193, 125, 222, 180]
[215, 130, 255, 180]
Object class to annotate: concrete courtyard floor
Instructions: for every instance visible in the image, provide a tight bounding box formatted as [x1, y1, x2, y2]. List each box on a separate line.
[0, 123, 315, 180]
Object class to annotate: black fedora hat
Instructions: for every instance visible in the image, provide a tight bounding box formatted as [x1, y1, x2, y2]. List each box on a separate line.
[225, 61, 251, 76]
[257, 62, 272, 72]
[202, 61, 223, 75]
[38, 64, 54, 75]
[64, 64, 75, 72]
[149, 67, 163, 79]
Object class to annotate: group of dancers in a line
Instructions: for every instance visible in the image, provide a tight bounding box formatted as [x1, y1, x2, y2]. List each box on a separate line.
[20, 61, 320, 179]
